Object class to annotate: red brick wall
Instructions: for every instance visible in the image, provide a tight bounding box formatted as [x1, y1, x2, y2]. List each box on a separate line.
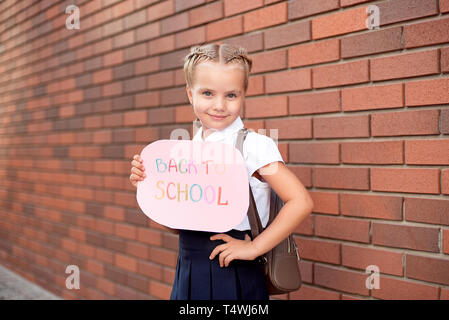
[0, 0, 448, 300]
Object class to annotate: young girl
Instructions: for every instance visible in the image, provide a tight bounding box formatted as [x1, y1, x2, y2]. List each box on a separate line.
[129, 43, 314, 300]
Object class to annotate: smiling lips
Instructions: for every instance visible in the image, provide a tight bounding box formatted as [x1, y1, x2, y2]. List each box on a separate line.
[208, 114, 228, 120]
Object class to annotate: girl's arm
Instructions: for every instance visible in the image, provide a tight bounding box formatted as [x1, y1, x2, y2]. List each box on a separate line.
[251, 161, 314, 257]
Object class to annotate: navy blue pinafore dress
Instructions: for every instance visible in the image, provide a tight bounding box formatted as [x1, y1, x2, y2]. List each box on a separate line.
[170, 228, 269, 300]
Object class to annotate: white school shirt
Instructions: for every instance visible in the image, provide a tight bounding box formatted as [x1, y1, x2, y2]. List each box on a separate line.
[192, 116, 285, 231]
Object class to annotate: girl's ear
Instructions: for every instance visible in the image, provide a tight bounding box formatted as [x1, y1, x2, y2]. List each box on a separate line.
[186, 85, 193, 105]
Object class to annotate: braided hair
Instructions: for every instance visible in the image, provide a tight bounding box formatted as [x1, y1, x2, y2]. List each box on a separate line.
[183, 42, 253, 93]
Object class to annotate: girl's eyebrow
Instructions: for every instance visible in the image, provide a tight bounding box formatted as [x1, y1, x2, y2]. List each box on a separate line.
[199, 87, 241, 94]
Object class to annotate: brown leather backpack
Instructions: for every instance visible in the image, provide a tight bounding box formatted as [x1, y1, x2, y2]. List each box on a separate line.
[235, 128, 302, 295]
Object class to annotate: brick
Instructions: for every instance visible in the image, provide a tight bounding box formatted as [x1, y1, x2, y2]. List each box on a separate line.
[136, 22, 160, 42]
[372, 222, 439, 252]
[148, 247, 178, 267]
[371, 49, 440, 81]
[341, 26, 403, 58]
[124, 43, 148, 61]
[135, 57, 159, 76]
[161, 13, 189, 35]
[313, 60, 369, 88]
[442, 47, 449, 73]
[176, 26, 206, 49]
[405, 198, 449, 226]
[442, 109, 449, 135]
[206, 16, 243, 41]
[124, 76, 146, 93]
[288, 166, 312, 187]
[309, 191, 339, 215]
[113, 30, 135, 49]
[316, 215, 370, 243]
[406, 254, 449, 285]
[224, 0, 263, 16]
[289, 142, 339, 164]
[405, 78, 449, 106]
[225, 33, 264, 53]
[372, 276, 440, 300]
[444, 229, 449, 255]
[377, 0, 438, 26]
[341, 141, 403, 164]
[123, 110, 148, 126]
[148, 71, 174, 89]
[174, 0, 206, 12]
[148, 35, 175, 55]
[405, 139, 449, 165]
[405, 17, 449, 48]
[246, 75, 264, 96]
[149, 281, 172, 299]
[340, 193, 403, 220]
[342, 83, 403, 112]
[148, 108, 175, 125]
[312, 6, 367, 40]
[115, 253, 138, 272]
[289, 91, 340, 115]
[314, 264, 369, 296]
[147, 0, 174, 22]
[289, 39, 339, 68]
[160, 87, 189, 105]
[136, 92, 159, 108]
[340, 0, 371, 6]
[245, 96, 288, 118]
[289, 0, 339, 20]
[265, 68, 311, 93]
[442, 0, 449, 12]
[315, 167, 369, 190]
[342, 244, 403, 276]
[289, 285, 340, 300]
[135, 126, 159, 143]
[371, 109, 440, 137]
[314, 115, 369, 139]
[371, 168, 440, 194]
[443, 170, 449, 195]
[251, 49, 287, 73]
[111, 0, 134, 18]
[294, 236, 340, 264]
[294, 213, 313, 235]
[175, 105, 195, 123]
[264, 21, 310, 49]
[189, 2, 223, 26]
[243, 2, 287, 32]
[265, 118, 312, 139]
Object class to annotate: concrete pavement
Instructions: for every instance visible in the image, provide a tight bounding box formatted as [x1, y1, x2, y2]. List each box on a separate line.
[0, 264, 62, 300]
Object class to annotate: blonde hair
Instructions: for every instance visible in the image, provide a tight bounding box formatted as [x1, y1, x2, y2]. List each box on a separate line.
[183, 42, 253, 93]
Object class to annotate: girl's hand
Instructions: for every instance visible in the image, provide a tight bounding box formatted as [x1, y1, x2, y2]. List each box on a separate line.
[130, 154, 146, 188]
[209, 233, 259, 267]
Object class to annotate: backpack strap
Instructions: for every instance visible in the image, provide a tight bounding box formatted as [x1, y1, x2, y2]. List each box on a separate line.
[236, 128, 263, 240]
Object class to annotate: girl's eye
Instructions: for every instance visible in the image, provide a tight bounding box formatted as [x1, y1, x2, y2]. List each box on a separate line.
[203, 91, 212, 96]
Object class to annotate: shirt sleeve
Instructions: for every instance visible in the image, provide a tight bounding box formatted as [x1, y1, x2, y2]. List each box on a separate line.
[243, 132, 285, 178]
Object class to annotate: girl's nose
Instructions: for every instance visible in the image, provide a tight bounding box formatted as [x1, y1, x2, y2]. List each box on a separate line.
[213, 97, 226, 110]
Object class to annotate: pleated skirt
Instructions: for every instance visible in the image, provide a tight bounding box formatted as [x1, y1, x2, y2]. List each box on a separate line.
[170, 228, 269, 300]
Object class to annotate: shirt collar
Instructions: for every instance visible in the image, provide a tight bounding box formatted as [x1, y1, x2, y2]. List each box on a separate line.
[192, 116, 244, 142]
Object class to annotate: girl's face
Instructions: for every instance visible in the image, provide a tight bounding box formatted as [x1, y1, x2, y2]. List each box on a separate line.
[186, 61, 246, 138]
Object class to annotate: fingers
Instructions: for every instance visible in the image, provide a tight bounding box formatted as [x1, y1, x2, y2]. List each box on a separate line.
[130, 155, 146, 187]
[210, 234, 232, 242]
[209, 243, 227, 261]
[219, 249, 233, 267]
[131, 166, 145, 177]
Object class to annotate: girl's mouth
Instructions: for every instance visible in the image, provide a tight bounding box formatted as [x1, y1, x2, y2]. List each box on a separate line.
[208, 114, 228, 120]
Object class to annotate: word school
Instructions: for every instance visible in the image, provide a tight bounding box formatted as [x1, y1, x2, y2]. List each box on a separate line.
[153, 158, 229, 205]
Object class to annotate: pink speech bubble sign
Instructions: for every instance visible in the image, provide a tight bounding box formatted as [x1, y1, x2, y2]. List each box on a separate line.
[136, 140, 249, 233]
